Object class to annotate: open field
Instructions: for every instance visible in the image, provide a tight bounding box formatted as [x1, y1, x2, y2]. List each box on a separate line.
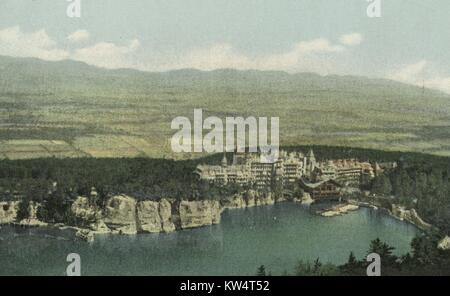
[1, 55, 450, 160]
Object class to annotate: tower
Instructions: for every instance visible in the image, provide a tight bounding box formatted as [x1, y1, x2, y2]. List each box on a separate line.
[307, 149, 316, 171]
[221, 153, 228, 167]
[304, 149, 316, 179]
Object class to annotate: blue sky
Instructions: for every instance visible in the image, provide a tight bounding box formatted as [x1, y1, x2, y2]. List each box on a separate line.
[0, 0, 449, 93]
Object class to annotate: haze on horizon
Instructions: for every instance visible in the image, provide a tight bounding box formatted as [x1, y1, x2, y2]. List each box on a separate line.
[0, 0, 449, 94]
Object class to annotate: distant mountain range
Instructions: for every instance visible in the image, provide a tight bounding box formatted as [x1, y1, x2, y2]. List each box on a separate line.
[1, 54, 448, 97]
[0, 55, 449, 159]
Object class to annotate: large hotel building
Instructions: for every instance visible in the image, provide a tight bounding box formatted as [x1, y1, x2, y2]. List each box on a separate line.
[195, 149, 393, 192]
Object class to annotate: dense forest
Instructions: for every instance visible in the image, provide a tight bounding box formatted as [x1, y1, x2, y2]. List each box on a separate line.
[368, 160, 450, 234]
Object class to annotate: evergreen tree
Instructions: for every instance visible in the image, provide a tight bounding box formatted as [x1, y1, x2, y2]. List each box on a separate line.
[256, 265, 266, 276]
[371, 175, 392, 195]
[368, 238, 398, 267]
[16, 198, 30, 222]
[340, 252, 362, 276]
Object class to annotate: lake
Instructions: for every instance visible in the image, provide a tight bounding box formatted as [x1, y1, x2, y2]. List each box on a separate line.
[0, 203, 420, 276]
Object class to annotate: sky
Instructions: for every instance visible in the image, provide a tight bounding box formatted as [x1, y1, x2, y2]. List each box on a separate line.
[0, 0, 449, 93]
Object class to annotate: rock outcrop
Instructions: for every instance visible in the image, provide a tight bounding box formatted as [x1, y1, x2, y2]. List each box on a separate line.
[221, 191, 276, 209]
[89, 220, 110, 233]
[256, 192, 275, 206]
[221, 195, 246, 209]
[0, 201, 18, 224]
[18, 202, 47, 226]
[300, 193, 314, 205]
[76, 228, 95, 243]
[245, 193, 256, 207]
[159, 198, 176, 232]
[103, 195, 137, 234]
[391, 205, 432, 230]
[136, 201, 162, 233]
[0, 190, 281, 241]
[438, 236, 450, 251]
[179, 200, 221, 229]
[71, 197, 100, 224]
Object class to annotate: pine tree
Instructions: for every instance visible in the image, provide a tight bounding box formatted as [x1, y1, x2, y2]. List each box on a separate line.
[256, 265, 266, 276]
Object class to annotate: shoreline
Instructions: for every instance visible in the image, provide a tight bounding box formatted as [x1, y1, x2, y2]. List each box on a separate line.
[0, 194, 431, 242]
[0, 193, 279, 242]
[347, 199, 433, 232]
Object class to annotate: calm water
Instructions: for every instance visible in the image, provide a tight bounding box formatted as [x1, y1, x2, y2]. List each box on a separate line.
[0, 203, 420, 276]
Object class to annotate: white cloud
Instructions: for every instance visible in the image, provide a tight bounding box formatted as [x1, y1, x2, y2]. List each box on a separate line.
[339, 33, 363, 46]
[176, 43, 251, 71]
[166, 37, 349, 74]
[67, 30, 90, 43]
[388, 60, 450, 94]
[0, 27, 365, 75]
[389, 60, 427, 83]
[426, 77, 450, 95]
[72, 39, 141, 69]
[261, 38, 345, 72]
[0, 26, 69, 61]
[0, 26, 140, 69]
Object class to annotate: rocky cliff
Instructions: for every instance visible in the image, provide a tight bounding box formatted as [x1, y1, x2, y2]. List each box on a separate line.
[0, 190, 277, 241]
[179, 200, 221, 229]
[391, 204, 432, 230]
[0, 201, 18, 224]
[438, 236, 450, 251]
[136, 200, 163, 233]
[159, 198, 176, 232]
[103, 195, 138, 234]
[18, 202, 47, 226]
[221, 191, 275, 209]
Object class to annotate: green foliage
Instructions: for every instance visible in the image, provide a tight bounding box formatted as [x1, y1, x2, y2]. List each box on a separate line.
[256, 265, 267, 276]
[290, 237, 450, 276]
[371, 175, 393, 195]
[339, 252, 363, 276]
[367, 238, 398, 267]
[15, 198, 30, 222]
[0, 158, 202, 203]
[294, 258, 339, 276]
[36, 187, 76, 224]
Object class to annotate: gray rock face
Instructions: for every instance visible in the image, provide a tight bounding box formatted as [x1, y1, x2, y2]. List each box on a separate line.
[159, 198, 176, 232]
[19, 202, 47, 226]
[438, 236, 450, 251]
[1, 190, 282, 241]
[0, 201, 47, 226]
[103, 195, 137, 234]
[179, 200, 221, 229]
[89, 220, 110, 233]
[0, 201, 18, 224]
[391, 205, 432, 230]
[256, 192, 275, 206]
[136, 201, 162, 233]
[71, 197, 100, 224]
[211, 201, 222, 224]
[221, 195, 246, 209]
[246, 193, 256, 207]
